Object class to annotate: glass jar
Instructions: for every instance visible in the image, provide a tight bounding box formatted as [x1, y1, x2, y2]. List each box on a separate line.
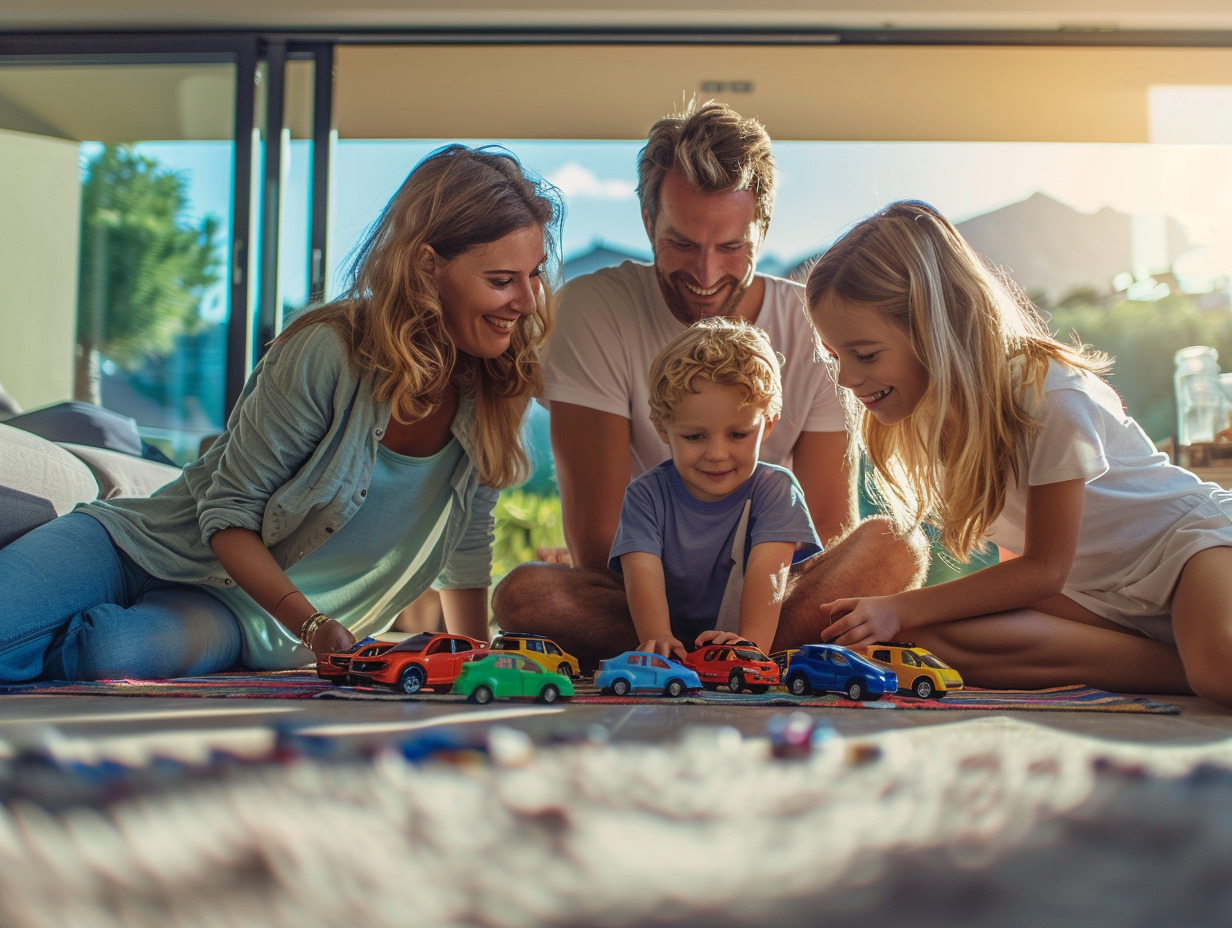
[1174, 346, 1226, 446]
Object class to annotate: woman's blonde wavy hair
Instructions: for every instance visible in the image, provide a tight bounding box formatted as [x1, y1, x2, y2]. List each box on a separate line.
[805, 200, 1109, 560]
[279, 145, 563, 489]
[648, 317, 783, 429]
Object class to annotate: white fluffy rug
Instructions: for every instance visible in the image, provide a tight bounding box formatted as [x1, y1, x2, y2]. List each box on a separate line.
[3, 717, 1232, 928]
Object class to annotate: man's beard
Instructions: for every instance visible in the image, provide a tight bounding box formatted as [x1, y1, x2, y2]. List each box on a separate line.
[655, 264, 755, 326]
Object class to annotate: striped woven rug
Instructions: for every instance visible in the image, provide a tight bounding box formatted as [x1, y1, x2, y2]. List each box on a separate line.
[0, 671, 1180, 713]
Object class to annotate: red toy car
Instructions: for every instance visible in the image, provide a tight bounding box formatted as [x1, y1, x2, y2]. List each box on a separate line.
[681, 642, 780, 694]
[316, 636, 389, 685]
[347, 632, 489, 694]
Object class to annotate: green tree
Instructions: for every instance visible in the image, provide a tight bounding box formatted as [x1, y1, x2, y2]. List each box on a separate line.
[75, 145, 222, 404]
[1048, 292, 1232, 443]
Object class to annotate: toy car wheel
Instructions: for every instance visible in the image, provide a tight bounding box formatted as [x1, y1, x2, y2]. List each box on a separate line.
[912, 677, 935, 699]
[747, 684, 769, 694]
[664, 678, 686, 698]
[787, 673, 811, 696]
[845, 679, 866, 701]
[538, 684, 560, 704]
[612, 678, 632, 697]
[399, 665, 426, 695]
[726, 671, 744, 694]
[329, 676, 350, 687]
[556, 662, 574, 677]
[470, 685, 494, 704]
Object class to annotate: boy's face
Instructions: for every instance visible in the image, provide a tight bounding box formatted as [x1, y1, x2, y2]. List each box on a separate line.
[655, 379, 777, 502]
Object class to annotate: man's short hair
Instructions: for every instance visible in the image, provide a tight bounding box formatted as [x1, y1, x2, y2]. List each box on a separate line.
[648, 317, 784, 428]
[637, 98, 776, 240]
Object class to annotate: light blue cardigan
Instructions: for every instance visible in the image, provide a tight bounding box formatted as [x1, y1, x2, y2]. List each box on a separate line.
[82, 323, 498, 593]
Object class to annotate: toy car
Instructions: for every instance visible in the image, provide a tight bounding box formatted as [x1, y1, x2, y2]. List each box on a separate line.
[770, 648, 800, 679]
[347, 632, 489, 694]
[681, 643, 780, 693]
[594, 651, 703, 698]
[490, 631, 580, 677]
[452, 653, 575, 704]
[781, 643, 898, 701]
[315, 636, 385, 685]
[858, 642, 964, 699]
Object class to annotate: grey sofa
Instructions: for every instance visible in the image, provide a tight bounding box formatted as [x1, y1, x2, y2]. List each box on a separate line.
[0, 421, 181, 550]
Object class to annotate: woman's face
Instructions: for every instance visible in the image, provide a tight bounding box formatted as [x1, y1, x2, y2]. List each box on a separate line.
[812, 298, 930, 426]
[429, 225, 546, 359]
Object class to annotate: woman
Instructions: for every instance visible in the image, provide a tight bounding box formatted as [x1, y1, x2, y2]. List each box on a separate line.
[0, 145, 561, 682]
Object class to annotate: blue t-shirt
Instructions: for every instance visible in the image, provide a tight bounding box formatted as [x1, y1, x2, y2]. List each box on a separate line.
[609, 461, 821, 642]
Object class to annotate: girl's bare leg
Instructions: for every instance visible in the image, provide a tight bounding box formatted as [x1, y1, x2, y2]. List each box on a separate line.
[1170, 546, 1232, 707]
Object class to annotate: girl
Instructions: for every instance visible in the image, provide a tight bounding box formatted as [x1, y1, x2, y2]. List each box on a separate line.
[0, 145, 561, 682]
[805, 199, 1232, 704]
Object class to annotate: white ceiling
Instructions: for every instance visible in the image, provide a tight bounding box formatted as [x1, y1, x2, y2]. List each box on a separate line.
[3, 0, 1232, 33]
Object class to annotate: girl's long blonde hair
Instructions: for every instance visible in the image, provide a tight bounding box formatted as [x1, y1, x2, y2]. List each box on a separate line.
[279, 145, 563, 489]
[805, 200, 1108, 560]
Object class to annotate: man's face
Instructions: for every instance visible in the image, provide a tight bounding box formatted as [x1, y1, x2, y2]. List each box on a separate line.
[644, 171, 763, 326]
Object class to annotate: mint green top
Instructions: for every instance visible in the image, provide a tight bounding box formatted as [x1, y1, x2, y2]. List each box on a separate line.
[80, 323, 499, 670]
[207, 438, 465, 668]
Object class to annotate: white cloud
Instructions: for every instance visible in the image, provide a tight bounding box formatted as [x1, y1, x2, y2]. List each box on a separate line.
[548, 161, 636, 200]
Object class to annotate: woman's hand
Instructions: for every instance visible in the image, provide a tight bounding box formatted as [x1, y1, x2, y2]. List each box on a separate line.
[639, 635, 687, 662]
[819, 595, 903, 649]
[308, 617, 356, 657]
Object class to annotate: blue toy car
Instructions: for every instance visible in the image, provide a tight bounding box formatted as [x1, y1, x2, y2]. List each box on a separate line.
[781, 644, 898, 701]
[594, 651, 703, 698]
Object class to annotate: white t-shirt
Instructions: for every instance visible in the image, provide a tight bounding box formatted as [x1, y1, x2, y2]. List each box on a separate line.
[987, 360, 1232, 638]
[540, 261, 845, 479]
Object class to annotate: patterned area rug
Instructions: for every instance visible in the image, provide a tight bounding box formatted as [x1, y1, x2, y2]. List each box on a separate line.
[1, 717, 1230, 928]
[0, 670, 1180, 713]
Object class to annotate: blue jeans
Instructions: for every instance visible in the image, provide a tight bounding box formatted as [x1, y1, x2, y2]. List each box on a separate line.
[0, 513, 242, 683]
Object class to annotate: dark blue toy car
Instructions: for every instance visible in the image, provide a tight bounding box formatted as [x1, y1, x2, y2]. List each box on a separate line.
[782, 644, 898, 701]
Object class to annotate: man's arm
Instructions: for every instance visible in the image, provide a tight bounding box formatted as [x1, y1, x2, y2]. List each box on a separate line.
[790, 430, 857, 546]
[550, 402, 633, 570]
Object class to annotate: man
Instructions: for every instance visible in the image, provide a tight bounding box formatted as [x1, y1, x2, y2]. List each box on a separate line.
[494, 99, 927, 669]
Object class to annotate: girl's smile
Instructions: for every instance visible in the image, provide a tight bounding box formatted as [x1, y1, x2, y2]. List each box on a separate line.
[813, 299, 929, 426]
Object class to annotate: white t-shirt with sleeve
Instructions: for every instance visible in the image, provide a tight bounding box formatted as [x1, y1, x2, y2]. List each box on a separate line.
[539, 261, 845, 480]
[986, 360, 1232, 640]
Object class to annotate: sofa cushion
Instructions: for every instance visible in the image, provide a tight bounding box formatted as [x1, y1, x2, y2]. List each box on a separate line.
[61, 442, 180, 500]
[6, 401, 144, 457]
[0, 423, 99, 548]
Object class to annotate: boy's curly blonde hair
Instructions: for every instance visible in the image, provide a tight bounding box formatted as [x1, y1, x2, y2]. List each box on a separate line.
[648, 317, 783, 428]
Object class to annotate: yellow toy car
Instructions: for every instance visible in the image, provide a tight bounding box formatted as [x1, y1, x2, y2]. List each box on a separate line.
[490, 632, 580, 678]
[858, 642, 964, 699]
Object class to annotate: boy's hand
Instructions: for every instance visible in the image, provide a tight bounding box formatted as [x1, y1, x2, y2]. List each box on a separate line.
[819, 595, 902, 649]
[638, 635, 687, 662]
[694, 629, 747, 649]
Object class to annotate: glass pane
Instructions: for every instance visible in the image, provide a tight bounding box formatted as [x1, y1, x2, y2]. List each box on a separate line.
[0, 62, 236, 464]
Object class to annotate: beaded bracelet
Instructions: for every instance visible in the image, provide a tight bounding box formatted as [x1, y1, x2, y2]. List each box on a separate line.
[298, 612, 331, 649]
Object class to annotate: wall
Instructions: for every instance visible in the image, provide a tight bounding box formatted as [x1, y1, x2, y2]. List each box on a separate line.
[0, 128, 79, 409]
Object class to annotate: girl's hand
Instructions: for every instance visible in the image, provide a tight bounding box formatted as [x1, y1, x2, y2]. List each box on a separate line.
[694, 629, 746, 648]
[310, 618, 356, 658]
[639, 635, 687, 662]
[819, 596, 903, 649]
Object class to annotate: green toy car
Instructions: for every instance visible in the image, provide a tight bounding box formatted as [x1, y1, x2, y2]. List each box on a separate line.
[451, 653, 576, 704]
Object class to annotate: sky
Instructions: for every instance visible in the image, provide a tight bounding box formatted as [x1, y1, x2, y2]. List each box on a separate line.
[123, 136, 1232, 323]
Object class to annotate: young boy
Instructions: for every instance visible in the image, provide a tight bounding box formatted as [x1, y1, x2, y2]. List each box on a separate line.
[609, 317, 822, 660]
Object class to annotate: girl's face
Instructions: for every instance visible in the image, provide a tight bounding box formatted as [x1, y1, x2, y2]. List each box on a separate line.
[427, 225, 546, 359]
[812, 298, 929, 426]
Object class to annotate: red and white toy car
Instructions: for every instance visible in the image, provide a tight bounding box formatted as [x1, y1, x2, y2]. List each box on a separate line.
[681, 642, 780, 694]
[347, 632, 488, 694]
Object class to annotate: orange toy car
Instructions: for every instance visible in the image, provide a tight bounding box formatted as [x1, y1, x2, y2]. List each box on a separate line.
[316, 636, 390, 685]
[681, 642, 780, 694]
[347, 632, 489, 694]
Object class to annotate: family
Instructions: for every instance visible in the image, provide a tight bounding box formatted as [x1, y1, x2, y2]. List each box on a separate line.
[3, 99, 1232, 708]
